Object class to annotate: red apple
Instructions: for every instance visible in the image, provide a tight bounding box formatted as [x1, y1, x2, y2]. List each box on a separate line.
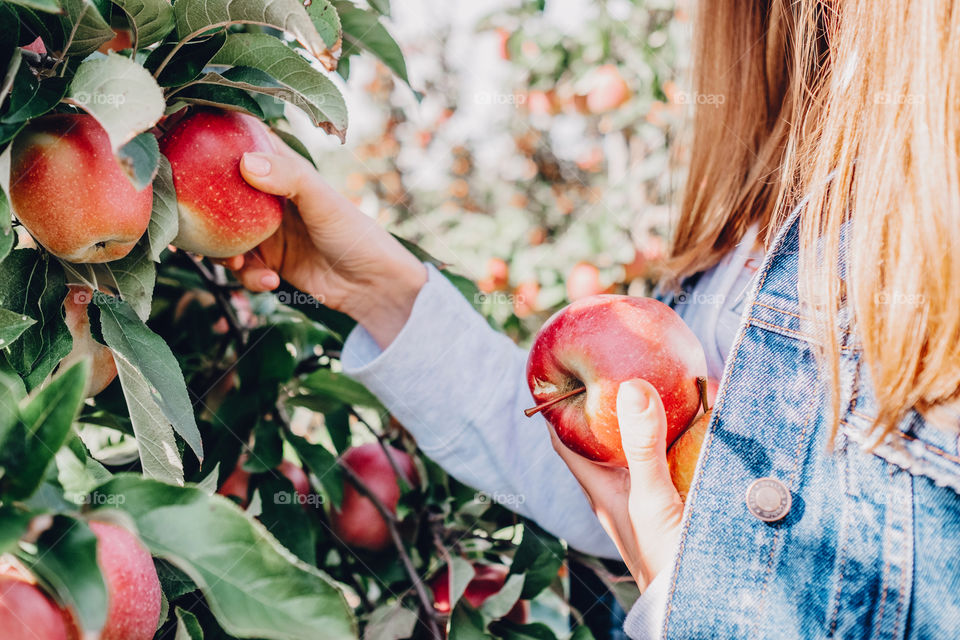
[88, 521, 161, 640]
[331, 443, 417, 551]
[431, 563, 527, 623]
[525, 295, 707, 466]
[97, 29, 133, 53]
[0, 573, 75, 640]
[219, 458, 312, 508]
[478, 257, 509, 293]
[585, 65, 631, 114]
[566, 261, 613, 301]
[513, 281, 540, 318]
[61, 285, 117, 396]
[10, 114, 153, 263]
[159, 109, 284, 258]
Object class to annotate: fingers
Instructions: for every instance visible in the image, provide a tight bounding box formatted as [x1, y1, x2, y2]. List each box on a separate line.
[220, 251, 280, 292]
[240, 152, 350, 227]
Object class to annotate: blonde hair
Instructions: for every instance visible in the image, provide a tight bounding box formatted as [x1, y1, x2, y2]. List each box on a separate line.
[669, 0, 960, 438]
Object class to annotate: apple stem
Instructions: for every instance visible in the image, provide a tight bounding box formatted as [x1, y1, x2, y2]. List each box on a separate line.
[697, 376, 710, 413]
[524, 386, 586, 418]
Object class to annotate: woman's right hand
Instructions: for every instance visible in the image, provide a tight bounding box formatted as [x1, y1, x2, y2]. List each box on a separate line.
[227, 148, 427, 348]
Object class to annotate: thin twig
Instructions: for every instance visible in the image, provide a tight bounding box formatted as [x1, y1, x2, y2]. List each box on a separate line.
[349, 409, 411, 489]
[181, 252, 248, 345]
[337, 462, 443, 639]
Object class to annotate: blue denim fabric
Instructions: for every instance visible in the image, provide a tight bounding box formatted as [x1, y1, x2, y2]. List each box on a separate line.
[659, 207, 960, 638]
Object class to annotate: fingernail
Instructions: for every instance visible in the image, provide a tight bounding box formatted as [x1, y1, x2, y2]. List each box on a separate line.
[243, 153, 271, 176]
[261, 273, 279, 289]
[619, 380, 651, 413]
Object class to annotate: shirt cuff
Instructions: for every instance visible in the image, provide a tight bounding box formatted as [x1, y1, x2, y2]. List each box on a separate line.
[622, 572, 670, 639]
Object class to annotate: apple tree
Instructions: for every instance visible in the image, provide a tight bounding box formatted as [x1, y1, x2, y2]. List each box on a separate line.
[0, 0, 619, 638]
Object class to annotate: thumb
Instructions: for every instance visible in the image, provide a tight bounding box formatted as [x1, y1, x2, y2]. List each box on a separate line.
[617, 379, 682, 508]
[240, 152, 346, 226]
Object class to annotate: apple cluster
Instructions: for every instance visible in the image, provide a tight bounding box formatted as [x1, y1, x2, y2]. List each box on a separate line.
[8, 108, 286, 398]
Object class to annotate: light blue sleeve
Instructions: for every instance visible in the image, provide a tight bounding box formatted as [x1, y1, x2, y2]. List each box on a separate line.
[341, 264, 620, 558]
[623, 572, 670, 639]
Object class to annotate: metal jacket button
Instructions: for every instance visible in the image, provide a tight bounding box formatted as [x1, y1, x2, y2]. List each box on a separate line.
[745, 477, 792, 522]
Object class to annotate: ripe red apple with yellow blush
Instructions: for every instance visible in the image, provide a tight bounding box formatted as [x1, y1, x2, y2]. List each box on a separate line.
[10, 114, 153, 263]
[88, 520, 161, 640]
[525, 295, 707, 467]
[61, 285, 117, 396]
[0, 571, 75, 640]
[431, 563, 527, 622]
[159, 109, 284, 258]
[331, 443, 418, 551]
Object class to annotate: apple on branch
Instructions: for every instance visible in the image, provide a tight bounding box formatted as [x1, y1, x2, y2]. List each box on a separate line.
[10, 115, 153, 263]
[331, 443, 418, 551]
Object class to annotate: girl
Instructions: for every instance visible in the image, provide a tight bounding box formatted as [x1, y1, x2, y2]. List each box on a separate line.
[226, 1, 960, 637]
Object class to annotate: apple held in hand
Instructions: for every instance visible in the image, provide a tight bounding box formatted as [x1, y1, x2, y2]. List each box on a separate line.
[10, 114, 153, 263]
[525, 295, 707, 466]
[331, 443, 418, 551]
[431, 563, 527, 623]
[88, 521, 161, 640]
[159, 109, 284, 258]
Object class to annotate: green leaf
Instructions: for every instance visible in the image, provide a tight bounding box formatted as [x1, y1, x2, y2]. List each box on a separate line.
[92, 239, 156, 321]
[175, 607, 204, 640]
[271, 127, 315, 165]
[113, 355, 184, 484]
[146, 155, 177, 261]
[111, 0, 175, 48]
[510, 522, 564, 600]
[447, 556, 476, 612]
[20, 515, 108, 632]
[5, 0, 62, 13]
[0, 360, 88, 499]
[173, 0, 334, 63]
[143, 30, 227, 87]
[116, 131, 160, 191]
[0, 368, 26, 445]
[570, 626, 597, 640]
[171, 77, 266, 119]
[0, 307, 36, 347]
[253, 474, 316, 564]
[479, 573, 523, 620]
[0, 505, 32, 554]
[450, 603, 492, 640]
[210, 33, 347, 140]
[303, 0, 340, 50]
[367, 0, 389, 16]
[298, 368, 384, 411]
[286, 433, 343, 508]
[0, 67, 68, 124]
[363, 602, 418, 640]
[91, 475, 357, 640]
[489, 621, 558, 640]
[95, 292, 203, 463]
[334, 1, 409, 86]
[67, 53, 165, 151]
[60, 0, 114, 56]
[0, 249, 71, 390]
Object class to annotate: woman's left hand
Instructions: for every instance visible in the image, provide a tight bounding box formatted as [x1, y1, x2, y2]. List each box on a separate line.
[549, 379, 685, 590]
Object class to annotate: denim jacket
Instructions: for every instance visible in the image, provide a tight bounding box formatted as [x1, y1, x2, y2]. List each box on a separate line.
[659, 205, 960, 638]
[342, 204, 960, 638]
